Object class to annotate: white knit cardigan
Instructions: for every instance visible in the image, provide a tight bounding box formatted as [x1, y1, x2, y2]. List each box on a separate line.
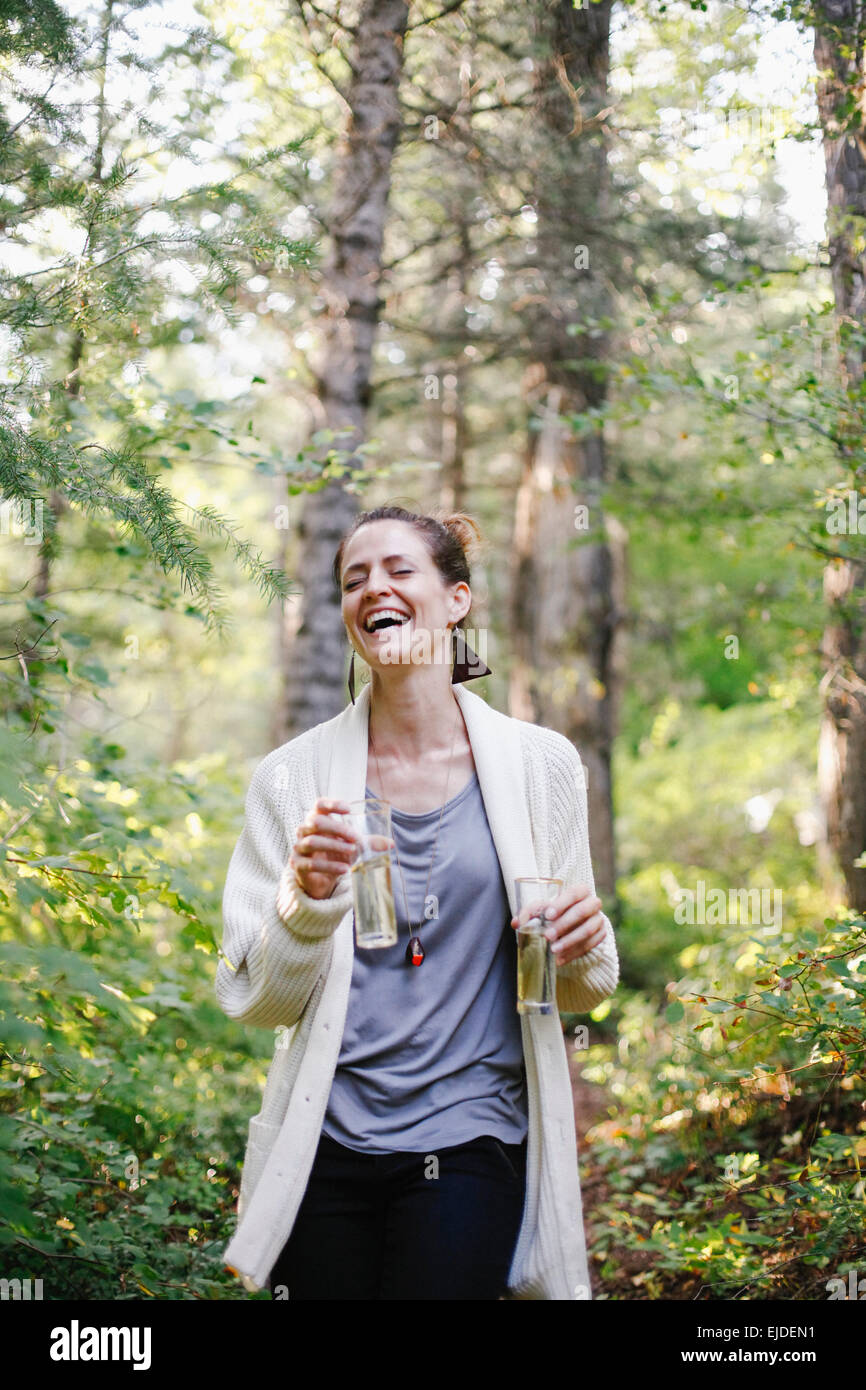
[216, 680, 619, 1299]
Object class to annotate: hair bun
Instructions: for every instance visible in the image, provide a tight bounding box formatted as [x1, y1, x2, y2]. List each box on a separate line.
[435, 510, 483, 564]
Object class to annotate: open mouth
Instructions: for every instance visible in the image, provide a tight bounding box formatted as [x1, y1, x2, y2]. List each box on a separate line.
[363, 609, 412, 634]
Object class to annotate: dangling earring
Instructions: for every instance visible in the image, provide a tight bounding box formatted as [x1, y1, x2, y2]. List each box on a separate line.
[347, 647, 356, 706]
[451, 625, 492, 684]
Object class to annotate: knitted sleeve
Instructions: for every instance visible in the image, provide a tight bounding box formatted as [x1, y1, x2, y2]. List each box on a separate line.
[525, 727, 619, 1015]
[215, 734, 353, 1030]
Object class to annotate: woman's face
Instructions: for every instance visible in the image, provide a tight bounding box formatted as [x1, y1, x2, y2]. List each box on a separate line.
[340, 519, 470, 673]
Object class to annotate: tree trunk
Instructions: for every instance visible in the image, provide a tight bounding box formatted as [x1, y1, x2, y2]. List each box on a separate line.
[437, 221, 472, 512]
[508, 0, 625, 902]
[33, 0, 116, 603]
[814, 0, 866, 910]
[282, 0, 410, 738]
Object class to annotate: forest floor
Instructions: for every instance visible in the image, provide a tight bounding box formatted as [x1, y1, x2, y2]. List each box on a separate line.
[568, 1055, 674, 1301]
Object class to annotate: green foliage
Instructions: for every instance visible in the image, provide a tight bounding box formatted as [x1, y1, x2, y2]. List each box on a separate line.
[583, 903, 866, 1299]
[0, 642, 276, 1297]
[578, 695, 866, 1299]
[0, 0, 317, 632]
[0, 1, 315, 1296]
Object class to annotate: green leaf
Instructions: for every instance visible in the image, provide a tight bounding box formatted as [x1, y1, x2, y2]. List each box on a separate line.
[77, 661, 111, 687]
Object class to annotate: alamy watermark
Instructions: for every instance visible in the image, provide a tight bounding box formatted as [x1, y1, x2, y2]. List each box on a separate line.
[674, 880, 782, 928]
[826, 1268, 866, 1300]
[1, 1276, 44, 1299]
[660, 103, 795, 145]
[49, 1321, 151, 1370]
[376, 624, 489, 677]
[825, 491, 866, 535]
[0, 498, 44, 545]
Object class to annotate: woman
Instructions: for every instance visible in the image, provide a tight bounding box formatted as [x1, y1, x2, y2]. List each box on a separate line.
[216, 505, 619, 1300]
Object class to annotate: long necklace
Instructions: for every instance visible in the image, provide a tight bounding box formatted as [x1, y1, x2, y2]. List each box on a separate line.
[369, 703, 462, 967]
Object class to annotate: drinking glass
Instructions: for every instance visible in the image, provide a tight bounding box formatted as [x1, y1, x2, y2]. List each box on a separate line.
[514, 876, 562, 1014]
[346, 797, 397, 949]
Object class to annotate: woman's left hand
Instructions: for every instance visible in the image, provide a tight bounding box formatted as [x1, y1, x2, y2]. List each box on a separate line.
[510, 883, 608, 967]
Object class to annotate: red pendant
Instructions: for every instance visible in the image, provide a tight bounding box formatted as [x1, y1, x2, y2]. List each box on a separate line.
[406, 936, 425, 966]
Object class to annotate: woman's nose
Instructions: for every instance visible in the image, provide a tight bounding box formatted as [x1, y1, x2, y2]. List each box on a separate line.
[362, 574, 392, 599]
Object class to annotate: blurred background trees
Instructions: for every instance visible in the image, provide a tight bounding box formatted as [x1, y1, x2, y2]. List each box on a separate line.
[0, 0, 863, 1299]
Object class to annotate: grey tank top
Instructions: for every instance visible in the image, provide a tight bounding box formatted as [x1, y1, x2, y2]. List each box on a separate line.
[321, 770, 529, 1153]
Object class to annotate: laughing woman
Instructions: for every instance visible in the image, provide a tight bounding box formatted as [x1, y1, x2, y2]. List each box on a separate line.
[216, 505, 619, 1300]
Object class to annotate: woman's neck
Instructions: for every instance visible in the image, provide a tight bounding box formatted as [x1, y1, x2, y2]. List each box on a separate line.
[367, 667, 462, 758]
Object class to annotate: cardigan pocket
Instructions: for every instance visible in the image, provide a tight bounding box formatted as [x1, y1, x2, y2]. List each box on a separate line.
[236, 969, 330, 1228]
[238, 1114, 283, 1221]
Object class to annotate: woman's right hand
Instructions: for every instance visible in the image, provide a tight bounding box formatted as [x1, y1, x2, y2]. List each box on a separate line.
[288, 798, 361, 901]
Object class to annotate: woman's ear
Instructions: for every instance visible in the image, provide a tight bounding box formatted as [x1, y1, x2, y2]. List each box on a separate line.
[450, 581, 472, 626]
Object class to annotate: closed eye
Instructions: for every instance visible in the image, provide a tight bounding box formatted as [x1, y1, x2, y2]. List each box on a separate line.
[344, 568, 413, 590]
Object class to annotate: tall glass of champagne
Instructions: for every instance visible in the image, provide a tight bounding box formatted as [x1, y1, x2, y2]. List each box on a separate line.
[346, 797, 398, 949]
[514, 876, 562, 1014]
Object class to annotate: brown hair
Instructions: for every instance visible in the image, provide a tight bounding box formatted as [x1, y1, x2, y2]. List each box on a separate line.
[332, 505, 483, 628]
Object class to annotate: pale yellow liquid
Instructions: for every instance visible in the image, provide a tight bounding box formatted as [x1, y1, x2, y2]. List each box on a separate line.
[351, 853, 398, 948]
[517, 928, 555, 1014]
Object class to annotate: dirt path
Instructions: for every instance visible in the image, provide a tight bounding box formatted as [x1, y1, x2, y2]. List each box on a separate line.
[568, 1051, 658, 1299]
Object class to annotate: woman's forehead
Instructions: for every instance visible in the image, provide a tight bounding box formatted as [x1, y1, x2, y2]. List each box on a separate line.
[342, 519, 429, 566]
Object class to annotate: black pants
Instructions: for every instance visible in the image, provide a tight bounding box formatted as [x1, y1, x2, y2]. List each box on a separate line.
[268, 1129, 527, 1300]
